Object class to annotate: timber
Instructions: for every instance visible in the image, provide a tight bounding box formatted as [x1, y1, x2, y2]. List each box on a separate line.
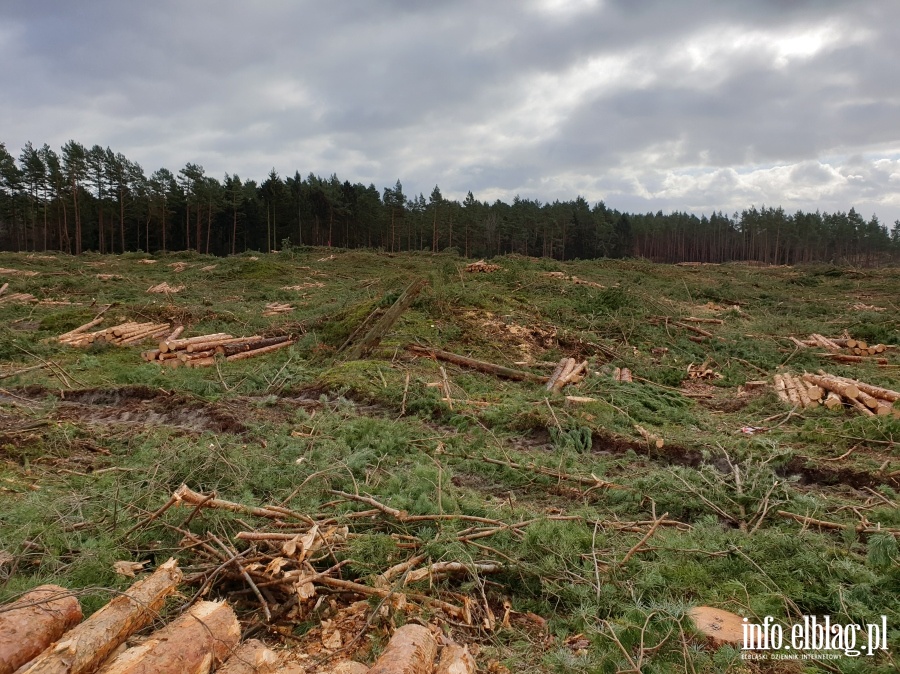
[96, 600, 239, 674]
[343, 278, 427, 360]
[406, 345, 549, 383]
[219, 335, 291, 356]
[216, 640, 278, 674]
[435, 643, 476, 674]
[224, 339, 294, 361]
[367, 624, 437, 674]
[0, 585, 82, 674]
[19, 559, 182, 674]
[801, 374, 859, 400]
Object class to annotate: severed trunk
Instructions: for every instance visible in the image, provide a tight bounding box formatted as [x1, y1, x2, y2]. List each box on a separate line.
[0, 585, 82, 674]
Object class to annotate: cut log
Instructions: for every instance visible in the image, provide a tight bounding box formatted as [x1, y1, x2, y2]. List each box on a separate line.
[434, 643, 476, 674]
[96, 600, 239, 674]
[802, 374, 859, 400]
[544, 358, 570, 391]
[185, 357, 216, 368]
[367, 624, 437, 674]
[58, 318, 105, 341]
[219, 336, 291, 357]
[789, 375, 813, 408]
[687, 606, 744, 645]
[186, 336, 262, 353]
[821, 374, 899, 403]
[406, 346, 548, 383]
[674, 322, 714, 338]
[772, 375, 790, 404]
[811, 333, 841, 351]
[823, 391, 843, 410]
[165, 326, 184, 341]
[802, 381, 823, 402]
[224, 340, 294, 362]
[850, 398, 875, 417]
[344, 279, 427, 360]
[619, 368, 633, 383]
[549, 358, 577, 393]
[781, 375, 802, 407]
[216, 640, 279, 674]
[555, 360, 588, 391]
[818, 353, 889, 365]
[159, 333, 231, 353]
[0, 585, 82, 674]
[0, 283, 7, 297]
[179, 349, 215, 362]
[19, 559, 181, 674]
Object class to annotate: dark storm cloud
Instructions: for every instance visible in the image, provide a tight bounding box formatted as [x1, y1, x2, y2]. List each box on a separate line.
[2, 0, 899, 221]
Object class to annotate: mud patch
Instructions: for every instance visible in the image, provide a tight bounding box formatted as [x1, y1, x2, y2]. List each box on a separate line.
[590, 429, 896, 490]
[16, 385, 246, 435]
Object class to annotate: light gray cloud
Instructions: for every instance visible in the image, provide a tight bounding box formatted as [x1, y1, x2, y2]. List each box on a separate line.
[2, 0, 899, 223]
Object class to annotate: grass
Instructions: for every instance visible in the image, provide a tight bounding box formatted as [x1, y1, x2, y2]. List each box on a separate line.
[1, 249, 898, 672]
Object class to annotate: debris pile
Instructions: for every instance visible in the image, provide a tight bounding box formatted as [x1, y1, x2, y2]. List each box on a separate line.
[168, 261, 191, 272]
[146, 282, 185, 294]
[146, 333, 295, 367]
[263, 302, 295, 316]
[542, 271, 605, 288]
[59, 320, 176, 347]
[773, 372, 899, 417]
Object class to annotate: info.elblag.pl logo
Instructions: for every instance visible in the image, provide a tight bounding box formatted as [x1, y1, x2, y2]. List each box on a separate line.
[742, 615, 890, 659]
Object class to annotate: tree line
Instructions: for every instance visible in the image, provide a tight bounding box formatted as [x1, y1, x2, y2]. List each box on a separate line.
[2, 140, 898, 264]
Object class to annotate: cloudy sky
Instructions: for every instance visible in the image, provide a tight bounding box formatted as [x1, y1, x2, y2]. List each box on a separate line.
[2, 1, 899, 223]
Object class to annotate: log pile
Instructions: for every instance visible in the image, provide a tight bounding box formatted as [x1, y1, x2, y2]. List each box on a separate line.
[145, 333, 295, 367]
[772, 372, 899, 417]
[464, 260, 500, 273]
[791, 334, 896, 359]
[0, 284, 37, 304]
[545, 358, 589, 392]
[0, 561, 287, 674]
[59, 321, 177, 347]
[262, 303, 295, 316]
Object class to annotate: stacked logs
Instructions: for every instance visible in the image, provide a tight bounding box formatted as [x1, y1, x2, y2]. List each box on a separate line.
[144, 333, 295, 367]
[0, 571, 477, 674]
[0, 283, 37, 304]
[773, 372, 899, 417]
[465, 259, 501, 273]
[791, 334, 895, 361]
[262, 302, 294, 316]
[0, 560, 282, 674]
[59, 321, 177, 347]
[546, 357, 589, 392]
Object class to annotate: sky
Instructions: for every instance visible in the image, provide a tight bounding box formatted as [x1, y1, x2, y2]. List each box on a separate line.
[2, 0, 900, 223]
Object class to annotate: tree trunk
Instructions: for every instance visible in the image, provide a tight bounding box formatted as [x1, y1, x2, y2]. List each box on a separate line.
[19, 559, 182, 674]
[406, 345, 548, 384]
[96, 601, 239, 674]
[0, 585, 82, 674]
[343, 279, 427, 360]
